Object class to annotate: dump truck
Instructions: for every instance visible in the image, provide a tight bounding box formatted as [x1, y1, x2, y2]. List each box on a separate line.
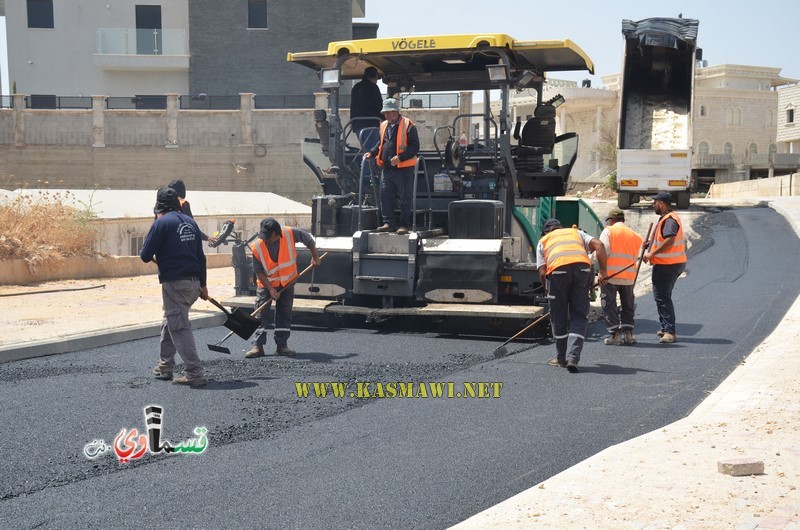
[615, 17, 699, 210]
[227, 34, 604, 325]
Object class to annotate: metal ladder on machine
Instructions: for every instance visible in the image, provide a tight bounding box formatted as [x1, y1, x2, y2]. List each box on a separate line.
[352, 157, 433, 308]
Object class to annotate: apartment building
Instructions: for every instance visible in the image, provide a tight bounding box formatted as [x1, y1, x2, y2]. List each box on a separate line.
[2, 0, 372, 98]
[777, 83, 800, 155]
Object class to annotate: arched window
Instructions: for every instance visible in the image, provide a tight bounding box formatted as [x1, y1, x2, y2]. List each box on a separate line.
[748, 143, 758, 157]
[724, 142, 733, 155]
[769, 143, 777, 155]
[734, 108, 742, 125]
[698, 141, 710, 155]
[726, 108, 734, 125]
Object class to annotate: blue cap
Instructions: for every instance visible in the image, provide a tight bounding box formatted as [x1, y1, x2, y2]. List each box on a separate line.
[650, 191, 673, 204]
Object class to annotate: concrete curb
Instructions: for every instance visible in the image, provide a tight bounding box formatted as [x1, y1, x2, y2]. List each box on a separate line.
[0, 313, 226, 363]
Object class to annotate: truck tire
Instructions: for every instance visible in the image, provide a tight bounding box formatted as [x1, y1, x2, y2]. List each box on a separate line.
[676, 191, 690, 210]
[618, 191, 632, 209]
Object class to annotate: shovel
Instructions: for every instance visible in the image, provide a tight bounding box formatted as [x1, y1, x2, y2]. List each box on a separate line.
[207, 252, 328, 354]
[206, 298, 261, 342]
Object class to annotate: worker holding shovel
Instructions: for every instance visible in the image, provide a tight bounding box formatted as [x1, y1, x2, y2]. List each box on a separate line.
[599, 208, 646, 346]
[245, 218, 321, 358]
[537, 219, 607, 373]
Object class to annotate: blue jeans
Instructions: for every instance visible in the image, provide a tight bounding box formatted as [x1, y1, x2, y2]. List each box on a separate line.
[651, 263, 685, 335]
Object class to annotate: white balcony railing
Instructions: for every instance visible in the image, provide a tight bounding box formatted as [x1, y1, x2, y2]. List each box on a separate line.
[96, 28, 186, 56]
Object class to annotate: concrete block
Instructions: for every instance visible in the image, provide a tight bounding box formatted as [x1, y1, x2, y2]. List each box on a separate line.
[717, 458, 764, 476]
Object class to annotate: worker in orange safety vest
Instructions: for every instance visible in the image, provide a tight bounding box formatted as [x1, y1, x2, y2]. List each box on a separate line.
[537, 218, 608, 373]
[363, 97, 420, 235]
[245, 218, 320, 358]
[643, 192, 687, 344]
[599, 208, 644, 346]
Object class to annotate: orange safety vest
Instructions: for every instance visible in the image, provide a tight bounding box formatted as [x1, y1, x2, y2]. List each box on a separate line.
[606, 223, 643, 283]
[651, 211, 687, 265]
[376, 116, 417, 168]
[249, 228, 298, 288]
[541, 228, 591, 276]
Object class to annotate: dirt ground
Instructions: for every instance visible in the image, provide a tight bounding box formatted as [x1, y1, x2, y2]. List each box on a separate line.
[0, 267, 237, 348]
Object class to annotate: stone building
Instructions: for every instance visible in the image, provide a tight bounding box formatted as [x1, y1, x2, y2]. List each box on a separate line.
[2, 0, 373, 98]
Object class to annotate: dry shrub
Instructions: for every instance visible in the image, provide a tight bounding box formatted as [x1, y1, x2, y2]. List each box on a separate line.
[0, 190, 99, 272]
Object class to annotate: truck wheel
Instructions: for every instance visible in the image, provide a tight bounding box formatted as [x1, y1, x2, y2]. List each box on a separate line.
[676, 191, 690, 210]
[618, 192, 632, 209]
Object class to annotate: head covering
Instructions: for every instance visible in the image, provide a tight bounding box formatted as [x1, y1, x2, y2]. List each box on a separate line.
[606, 207, 625, 220]
[542, 218, 562, 235]
[153, 187, 181, 214]
[363, 66, 381, 80]
[381, 98, 400, 114]
[650, 191, 673, 204]
[167, 179, 186, 198]
[259, 217, 282, 239]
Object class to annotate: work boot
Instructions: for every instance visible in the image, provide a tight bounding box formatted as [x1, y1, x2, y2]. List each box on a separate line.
[603, 331, 623, 346]
[376, 223, 393, 233]
[623, 330, 637, 345]
[659, 332, 677, 344]
[566, 360, 580, 373]
[152, 364, 173, 381]
[547, 357, 566, 368]
[276, 345, 296, 357]
[396, 227, 410, 235]
[245, 345, 265, 358]
[172, 375, 207, 387]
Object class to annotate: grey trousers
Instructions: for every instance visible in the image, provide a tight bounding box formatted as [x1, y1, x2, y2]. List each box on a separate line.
[158, 278, 204, 378]
[547, 262, 592, 364]
[600, 283, 636, 334]
[252, 284, 295, 348]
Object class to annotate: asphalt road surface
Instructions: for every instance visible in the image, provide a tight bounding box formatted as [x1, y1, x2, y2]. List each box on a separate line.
[1, 206, 798, 528]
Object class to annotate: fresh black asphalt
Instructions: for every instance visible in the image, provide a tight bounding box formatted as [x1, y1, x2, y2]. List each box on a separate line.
[0, 206, 798, 528]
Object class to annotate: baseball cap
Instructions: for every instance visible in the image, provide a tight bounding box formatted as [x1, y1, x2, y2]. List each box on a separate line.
[153, 186, 180, 214]
[542, 218, 562, 235]
[259, 217, 282, 238]
[606, 207, 625, 219]
[650, 191, 673, 204]
[381, 98, 400, 114]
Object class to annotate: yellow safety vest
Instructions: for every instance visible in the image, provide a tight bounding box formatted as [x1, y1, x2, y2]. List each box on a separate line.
[541, 228, 591, 276]
[250, 228, 298, 288]
[607, 223, 643, 282]
[651, 211, 687, 265]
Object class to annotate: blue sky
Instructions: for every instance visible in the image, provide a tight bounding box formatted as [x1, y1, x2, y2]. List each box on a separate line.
[2, 1, 797, 94]
[363, 0, 799, 85]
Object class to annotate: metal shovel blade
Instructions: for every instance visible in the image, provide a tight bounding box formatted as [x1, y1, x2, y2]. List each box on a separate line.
[222, 307, 261, 340]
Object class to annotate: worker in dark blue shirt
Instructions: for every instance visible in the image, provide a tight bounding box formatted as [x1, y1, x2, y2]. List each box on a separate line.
[140, 187, 208, 387]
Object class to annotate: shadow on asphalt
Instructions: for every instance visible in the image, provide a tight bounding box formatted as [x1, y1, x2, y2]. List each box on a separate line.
[200, 380, 259, 390]
[580, 363, 660, 375]
[296, 352, 360, 363]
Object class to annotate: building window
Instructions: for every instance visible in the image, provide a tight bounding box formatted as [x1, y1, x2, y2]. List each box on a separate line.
[130, 236, 145, 256]
[248, 0, 267, 28]
[748, 143, 758, 157]
[699, 105, 706, 117]
[766, 110, 774, 127]
[726, 108, 733, 126]
[27, 0, 54, 29]
[724, 142, 733, 155]
[734, 108, 742, 125]
[698, 141, 710, 156]
[788, 108, 795, 124]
